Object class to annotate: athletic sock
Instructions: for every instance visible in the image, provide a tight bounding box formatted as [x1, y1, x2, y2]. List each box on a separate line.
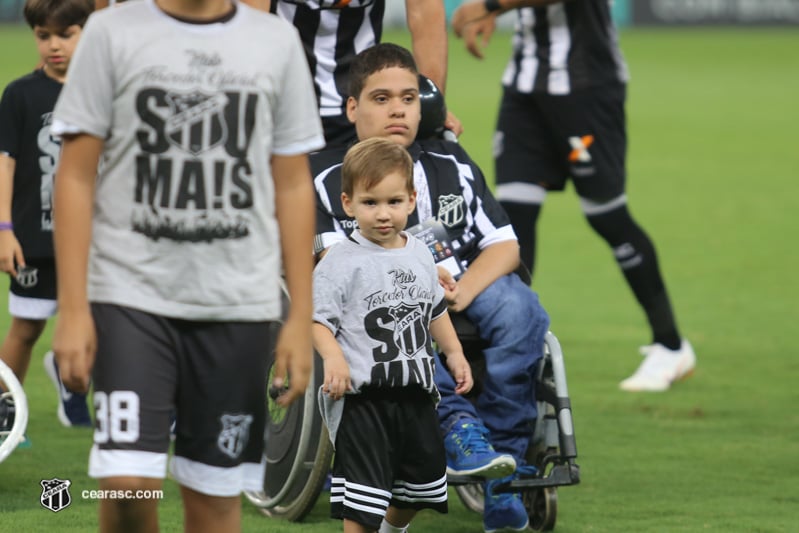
[499, 200, 542, 276]
[585, 205, 681, 349]
[379, 519, 408, 533]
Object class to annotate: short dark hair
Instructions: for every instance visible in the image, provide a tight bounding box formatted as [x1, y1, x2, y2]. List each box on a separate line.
[24, 0, 95, 29]
[342, 137, 414, 197]
[347, 43, 419, 102]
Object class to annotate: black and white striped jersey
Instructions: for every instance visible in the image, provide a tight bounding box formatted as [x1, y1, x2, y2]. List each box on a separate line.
[272, 1, 384, 119]
[502, 0, 629, 95]
[311, 139, 517, 268]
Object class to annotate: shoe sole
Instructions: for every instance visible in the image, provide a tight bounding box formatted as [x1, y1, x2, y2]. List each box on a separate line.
[43, 351, 73, 428]
[619, 364, 696, 392]
[447, 455, 517, 479]
[484, 519, 530, 533]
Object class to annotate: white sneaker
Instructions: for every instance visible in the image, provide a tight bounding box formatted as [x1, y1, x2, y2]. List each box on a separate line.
[619, 340, 696, 392]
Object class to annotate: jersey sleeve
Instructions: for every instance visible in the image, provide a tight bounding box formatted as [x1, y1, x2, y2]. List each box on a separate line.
[51, 15, 114, 139]
[271, 27, 325, 156]
[312, 253, 346, 335]
[0, 82, 23, 157]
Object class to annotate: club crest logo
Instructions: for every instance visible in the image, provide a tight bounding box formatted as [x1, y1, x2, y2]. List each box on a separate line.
[388, 303, 427, 358]
[165, 91, 228, 155]
[16, 266, 38, 288]
[40, 478, 71, 513]
[218, 413, 253, 459]
[437, 194, 464, 228]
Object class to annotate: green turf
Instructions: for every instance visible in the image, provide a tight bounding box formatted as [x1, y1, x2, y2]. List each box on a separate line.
[1, 23, 798, 532]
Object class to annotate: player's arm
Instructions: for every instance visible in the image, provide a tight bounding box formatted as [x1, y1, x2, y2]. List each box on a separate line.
[272, 153, 315, 406]
[450, 239, 519, 312]
[52, 133, 102, 394]
[406, 0, 463, 136]
[0, 154, 23, 277]
[312, 322, 351, 401]
[430, 312, 473, 394]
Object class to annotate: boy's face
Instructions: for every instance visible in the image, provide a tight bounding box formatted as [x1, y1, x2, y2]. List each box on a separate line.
[342, 171, 416, 249]
[346, 67, 421, 148]
[33, 24, 83, 82]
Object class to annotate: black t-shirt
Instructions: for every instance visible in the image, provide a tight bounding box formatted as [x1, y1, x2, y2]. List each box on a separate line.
[0, 69, 61, 258]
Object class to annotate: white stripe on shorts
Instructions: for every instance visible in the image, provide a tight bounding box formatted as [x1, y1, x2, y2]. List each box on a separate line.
[392, 474, 448, 503]
[169, 455, 266, 497]
[496, 182, 548, 205]
[88, 445, 167, 479]
[8, 293, 57, 320]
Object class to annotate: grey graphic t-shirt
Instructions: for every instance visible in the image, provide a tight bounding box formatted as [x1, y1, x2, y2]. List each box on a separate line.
[52, 0, 324, 320]
[313, 231, 447, 394]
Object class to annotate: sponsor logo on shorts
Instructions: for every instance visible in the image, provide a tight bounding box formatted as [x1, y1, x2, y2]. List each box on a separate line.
[568, 135, 594, 163]
[218, 413, 253, 459]
[40, 478, 72, 512]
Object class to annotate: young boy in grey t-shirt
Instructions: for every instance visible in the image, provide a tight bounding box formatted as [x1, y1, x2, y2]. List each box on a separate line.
[313, 137, 472, 533]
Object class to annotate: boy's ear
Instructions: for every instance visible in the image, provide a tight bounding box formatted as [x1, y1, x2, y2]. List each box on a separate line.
[341, 192, 354, 217]
[346, 96, 358, 125]
[408, 190, 417, 214]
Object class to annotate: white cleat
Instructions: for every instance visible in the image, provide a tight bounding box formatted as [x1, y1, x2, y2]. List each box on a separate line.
[619, 340, 696, 392]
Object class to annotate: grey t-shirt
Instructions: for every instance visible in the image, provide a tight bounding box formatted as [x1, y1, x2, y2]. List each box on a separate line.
[52, 0, 324, 321]
[314, 230, 447, 444]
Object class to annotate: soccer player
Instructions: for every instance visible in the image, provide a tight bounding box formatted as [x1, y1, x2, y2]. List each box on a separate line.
[314, 137, 473, 533]
[270, 0, 462, 146]
[0, 0, 94, 437]
[452, 0, 696, 392]
[312, 43, 548, 533]
[50, 0, 324, 530]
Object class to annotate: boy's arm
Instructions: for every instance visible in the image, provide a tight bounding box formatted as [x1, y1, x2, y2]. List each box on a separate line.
[312, 322, 351, 401]
[430, 312, 473, 395]
[52, 133, 103, 394]
[449, 240, 520, 312]
[272, 153, 315, 406]
[0, 154, 24, 276]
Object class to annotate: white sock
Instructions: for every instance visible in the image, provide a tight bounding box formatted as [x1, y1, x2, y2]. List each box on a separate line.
[378, 519, 408, 533]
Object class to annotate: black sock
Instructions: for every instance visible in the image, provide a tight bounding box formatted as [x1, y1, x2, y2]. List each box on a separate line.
[585, 204, 681, 349]
[499, 201, 542, 277]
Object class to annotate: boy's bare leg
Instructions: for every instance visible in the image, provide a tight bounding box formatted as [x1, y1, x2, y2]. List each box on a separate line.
[384, 506, 416, 530]
[99, 477, 162, 533]
[181, 485, 240, 533]
[344, 519, 373, 533]
[0, 317, 46, 382]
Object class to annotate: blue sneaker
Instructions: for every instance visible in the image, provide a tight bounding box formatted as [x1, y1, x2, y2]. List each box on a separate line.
[483, 466, 538, 533]
[43, 351, 92, 428]
[444, 419, 516, 478]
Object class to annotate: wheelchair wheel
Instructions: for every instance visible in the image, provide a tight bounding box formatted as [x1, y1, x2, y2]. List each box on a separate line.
[526, 486, 557, 531]
[454, 482, 484, 514]
[243, 282, 334, 522]
[0, 360, 28, 463]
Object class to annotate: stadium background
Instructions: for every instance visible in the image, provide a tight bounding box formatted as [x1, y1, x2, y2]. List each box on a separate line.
[1, 1, 798, 532]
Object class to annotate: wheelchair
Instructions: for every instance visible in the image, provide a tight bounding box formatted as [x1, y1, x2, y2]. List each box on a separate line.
[0, 359, 28, 464]
[245, 282, 580, 530]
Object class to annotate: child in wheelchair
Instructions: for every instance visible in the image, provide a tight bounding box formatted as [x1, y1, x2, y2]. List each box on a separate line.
[311, 42, 550, 533]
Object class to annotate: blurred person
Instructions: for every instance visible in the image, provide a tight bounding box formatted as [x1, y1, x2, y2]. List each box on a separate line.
[452, 0, 695, 393]
[0, 0, 94, 440]
[50, 0, 323, 530]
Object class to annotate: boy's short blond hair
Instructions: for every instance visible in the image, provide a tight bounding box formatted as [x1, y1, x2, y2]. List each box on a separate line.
[24, 0, 94, 29]
[342, 138, 414, 196]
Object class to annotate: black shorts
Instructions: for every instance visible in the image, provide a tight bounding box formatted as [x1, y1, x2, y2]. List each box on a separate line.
[495, 82, 627, 201]
[7, 257, 57, 319]
[88, 303, 274, 496]
[330, 387, 448, 529]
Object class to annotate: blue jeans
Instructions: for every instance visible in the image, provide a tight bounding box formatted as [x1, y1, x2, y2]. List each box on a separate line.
[435, 273, 549, 461]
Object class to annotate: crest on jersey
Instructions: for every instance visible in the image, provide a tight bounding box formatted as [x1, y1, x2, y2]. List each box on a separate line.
[16, 266, 38, 288]
[165, 91, 228, 155]
[218, 413, 253, 459]
[40, 478, 72, 513]
[437, 194, 464, 228]
[388, 303, 427, 358]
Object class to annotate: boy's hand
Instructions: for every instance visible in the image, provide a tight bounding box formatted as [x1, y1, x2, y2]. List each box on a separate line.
[272, 315, 313, 407]
[0, 231, 24, 278]
[445, 351, 473, 395]
[322, 353, 352, 401]
[52, 308, 96, 394]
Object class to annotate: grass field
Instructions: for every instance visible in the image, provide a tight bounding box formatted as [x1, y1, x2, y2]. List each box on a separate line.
[1, 23, 798, 533]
